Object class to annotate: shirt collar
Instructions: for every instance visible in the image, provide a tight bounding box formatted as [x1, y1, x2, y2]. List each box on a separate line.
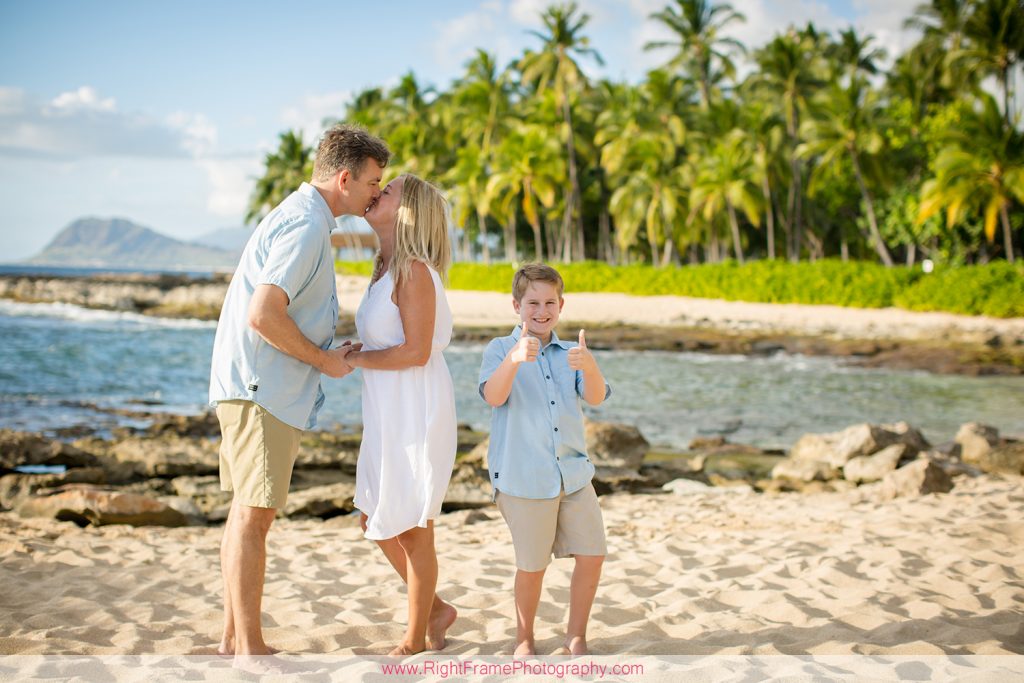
[509, 324, 574, 350]
[298, 182, 337, 232]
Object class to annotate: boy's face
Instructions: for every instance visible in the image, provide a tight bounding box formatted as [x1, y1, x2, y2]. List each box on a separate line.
[513, 280, 563, 343]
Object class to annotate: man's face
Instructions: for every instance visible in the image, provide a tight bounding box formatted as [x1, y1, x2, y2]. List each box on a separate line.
[341, 158, 385, 216]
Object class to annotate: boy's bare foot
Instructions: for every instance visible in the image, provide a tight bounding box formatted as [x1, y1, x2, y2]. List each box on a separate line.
[564, 635, 589, 655]
[426, 602, 457, 650]
[513, 640, 536, 656]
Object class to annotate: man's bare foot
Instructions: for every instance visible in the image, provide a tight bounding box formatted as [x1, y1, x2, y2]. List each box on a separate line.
[513, 639, 536, 656]
[564, 635, 588, 655]
[426, 602, 457, 650]
[388, 642, 425, 657]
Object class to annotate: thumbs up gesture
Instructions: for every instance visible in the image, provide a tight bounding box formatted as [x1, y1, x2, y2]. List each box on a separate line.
[567, 329, 594, 371]
[510, 331, 540, 365]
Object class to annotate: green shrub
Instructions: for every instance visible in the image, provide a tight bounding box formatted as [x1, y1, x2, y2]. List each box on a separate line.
[336, 259, 1022, 318]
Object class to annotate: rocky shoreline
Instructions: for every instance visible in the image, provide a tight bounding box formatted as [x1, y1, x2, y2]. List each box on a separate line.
[2, 405, 1021, 530]
[3, 272, 1023, 376]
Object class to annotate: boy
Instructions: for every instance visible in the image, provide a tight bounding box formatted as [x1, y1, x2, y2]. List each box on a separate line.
[478, 263, 610, 656]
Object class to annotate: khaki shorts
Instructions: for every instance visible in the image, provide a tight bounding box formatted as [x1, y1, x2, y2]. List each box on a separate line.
[216, 399, 301, 509]
[496, 483, 607, 572]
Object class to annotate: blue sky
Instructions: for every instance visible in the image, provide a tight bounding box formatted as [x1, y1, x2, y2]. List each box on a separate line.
[0, 0, 923, 260]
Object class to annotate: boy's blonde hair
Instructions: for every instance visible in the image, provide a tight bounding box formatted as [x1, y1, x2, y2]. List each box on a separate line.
[512, 263, 564, 302]
[381, 174, 452, 288]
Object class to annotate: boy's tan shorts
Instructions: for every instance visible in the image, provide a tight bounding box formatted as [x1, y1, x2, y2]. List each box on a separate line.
[216, 399, 301, 510]
[495, 483, 607, 572]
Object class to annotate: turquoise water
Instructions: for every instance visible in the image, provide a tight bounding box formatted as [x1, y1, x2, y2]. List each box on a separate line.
[1, 300, 1022, 450]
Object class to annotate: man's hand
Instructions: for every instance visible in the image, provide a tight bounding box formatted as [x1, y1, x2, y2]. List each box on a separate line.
[509, 333, 540, 365]
[567, 329, 595, 371]
[321, 340, 362, 378]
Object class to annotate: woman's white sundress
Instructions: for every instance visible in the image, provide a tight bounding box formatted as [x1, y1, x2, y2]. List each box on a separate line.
[353, 265, 457, 540]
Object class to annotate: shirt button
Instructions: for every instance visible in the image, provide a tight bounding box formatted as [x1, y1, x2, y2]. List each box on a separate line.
[546, 375, 551, 379]
[554, 427, 559, 432]
[550, 401, 555, 405]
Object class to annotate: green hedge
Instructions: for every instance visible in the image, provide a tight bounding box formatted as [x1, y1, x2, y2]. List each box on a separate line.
[336, 260, 1024, 318]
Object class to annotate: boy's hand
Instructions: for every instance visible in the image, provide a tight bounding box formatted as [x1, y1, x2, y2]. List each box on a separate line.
[568, 329, 595, 371]
[509, 333, 540, 365]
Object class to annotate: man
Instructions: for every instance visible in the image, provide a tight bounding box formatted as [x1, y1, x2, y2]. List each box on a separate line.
[209, 124, 389, 662]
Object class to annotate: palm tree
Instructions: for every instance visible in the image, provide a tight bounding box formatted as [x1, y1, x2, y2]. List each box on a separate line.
[830, 27, 887, 82]
[446, 50, 515, 263]
[246, 130, 312, 225]
[518, 2, 604, 262]
[753, 28, 824, 261]
[798, 78, 896, 266]
[486, 124, 566, 261]
[596, 71, 688, 264]
[919, 94, 1023, 262]
[953, 0, 1024, 125]
[739, 98, 786, 259]
[689, 129, 762, 263]
[645, 0, 746, 109]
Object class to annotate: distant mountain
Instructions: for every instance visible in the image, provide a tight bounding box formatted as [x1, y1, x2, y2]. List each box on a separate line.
[25, 218, 239, 271]
[192, 227, 253, 254]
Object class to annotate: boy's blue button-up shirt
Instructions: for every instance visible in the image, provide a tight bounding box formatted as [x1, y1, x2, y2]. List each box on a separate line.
[209, 182, 339, 430]
[478, 325, 611, 500]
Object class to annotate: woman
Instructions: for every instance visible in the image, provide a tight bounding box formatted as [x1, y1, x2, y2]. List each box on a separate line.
[344, 173, 458, 655]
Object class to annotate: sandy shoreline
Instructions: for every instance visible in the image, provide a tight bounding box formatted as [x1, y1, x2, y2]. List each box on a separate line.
[2, 475, 1021, 658]
[336, 276, 1024, 345]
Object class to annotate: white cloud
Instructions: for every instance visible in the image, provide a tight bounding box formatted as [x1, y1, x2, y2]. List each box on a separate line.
[0, 86, 189, 159]
[167, 111, 218, 156]
[197, 157, 262, 218]
[280, 91, 352, 142]
[48, 86, 116, 113]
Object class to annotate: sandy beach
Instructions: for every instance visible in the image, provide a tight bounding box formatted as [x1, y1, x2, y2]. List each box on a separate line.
[2, 475, 1021, 659]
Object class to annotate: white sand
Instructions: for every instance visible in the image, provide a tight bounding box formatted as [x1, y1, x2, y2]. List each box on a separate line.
[2, 475, 1021, 657]
[337, 276, 1024, 344]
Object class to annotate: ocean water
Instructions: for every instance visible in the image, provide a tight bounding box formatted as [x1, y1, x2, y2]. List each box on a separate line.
[1, 300, 1022, 450]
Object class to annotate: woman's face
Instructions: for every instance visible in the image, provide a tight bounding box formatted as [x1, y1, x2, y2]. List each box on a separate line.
[364, 176, 404, 231]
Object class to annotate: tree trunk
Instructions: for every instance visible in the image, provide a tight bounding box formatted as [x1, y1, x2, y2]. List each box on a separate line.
[544, 217, 558, 261]
[561, 92, 583, 262]
[762, 175, 775, 260]
[787, 110, 803, 262]
[726, 202, 745, 264]
[906, 242, 916, 267]
[1000, 202, 1016, 263]
[599, 207, 613, 265]
[529, 217, 543, 262]
[850, 150, 894, 266]
[477, 208, 491, 265]
[504, 214, 517, 262]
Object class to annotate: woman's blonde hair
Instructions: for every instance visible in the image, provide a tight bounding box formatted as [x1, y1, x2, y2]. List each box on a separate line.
[380, 173, 452, 288]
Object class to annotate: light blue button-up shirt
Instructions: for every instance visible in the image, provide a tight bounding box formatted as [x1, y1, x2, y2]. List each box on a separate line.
[478, 325, 611, 500]
[209, 182, 339, 430]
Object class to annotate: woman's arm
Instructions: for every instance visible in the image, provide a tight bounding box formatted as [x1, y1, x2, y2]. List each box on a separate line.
[346, 261, 436, 370]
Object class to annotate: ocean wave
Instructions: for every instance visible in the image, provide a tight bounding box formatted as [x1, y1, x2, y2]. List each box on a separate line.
[0, 300, 217, 329]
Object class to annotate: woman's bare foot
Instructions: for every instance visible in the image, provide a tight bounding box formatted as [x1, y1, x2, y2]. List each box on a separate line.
[564, 635, 588, 655]
[426, 602, 457, 650]
[388, 642, 425, 657]
[231, 654, 291, 675]
[513, 639, 536, 656]
[217, 643, 280, 657]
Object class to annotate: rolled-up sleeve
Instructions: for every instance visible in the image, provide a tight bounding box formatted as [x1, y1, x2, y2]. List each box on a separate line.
[257, 217, 323, 303]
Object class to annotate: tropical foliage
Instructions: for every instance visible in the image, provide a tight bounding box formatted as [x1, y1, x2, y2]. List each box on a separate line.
[253, 0, 1024, 268]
